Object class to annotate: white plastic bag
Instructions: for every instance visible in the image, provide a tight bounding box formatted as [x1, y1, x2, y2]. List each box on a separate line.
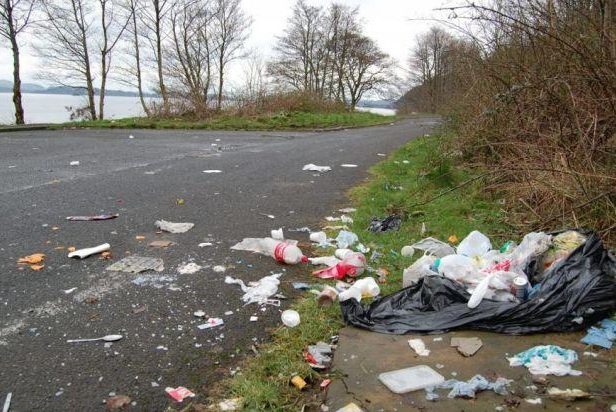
[509, 232, 552, 274]
[402, 255, 437, 287]
[467, 274, 493, 308]
[405, 237, 455, 258]
[457, 231, 492, 258]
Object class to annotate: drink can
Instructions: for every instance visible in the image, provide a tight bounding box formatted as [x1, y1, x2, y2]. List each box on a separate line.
[513, 276, 529, 300]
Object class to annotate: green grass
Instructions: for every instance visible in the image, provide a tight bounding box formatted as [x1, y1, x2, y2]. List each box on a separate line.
[53, 111, 395, 131]
[217, 134, 506, 411]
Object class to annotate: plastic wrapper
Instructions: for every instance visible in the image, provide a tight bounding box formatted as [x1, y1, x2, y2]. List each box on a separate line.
[341, 231, 616, 334]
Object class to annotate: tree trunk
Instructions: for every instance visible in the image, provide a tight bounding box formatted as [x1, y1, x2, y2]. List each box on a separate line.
[10, 26, 25, 124]
[99, 57, 107, 120]
[155, 5, 168, 114]
[130, 6, 149, 117]
[216, 53, 224, 110]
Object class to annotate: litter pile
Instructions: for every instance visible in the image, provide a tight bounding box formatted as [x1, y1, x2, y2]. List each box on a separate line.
[341, 229, 616, 334]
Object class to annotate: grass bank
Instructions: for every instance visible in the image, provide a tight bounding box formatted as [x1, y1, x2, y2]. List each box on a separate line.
[210, 134, 505, 411]
[54, 111, 395, 131]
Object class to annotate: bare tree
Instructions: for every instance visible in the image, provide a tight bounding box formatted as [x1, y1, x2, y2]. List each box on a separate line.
[97, 0, 130, 119]
[168, 0, 215, 111]
[119, 0, 150, 116]
[211, 0, 251, 110]
[0, 0, 36, 124]
[140, 0, 172, 113]
[342, 33, 392, 108]
[37, 0, 98, 120]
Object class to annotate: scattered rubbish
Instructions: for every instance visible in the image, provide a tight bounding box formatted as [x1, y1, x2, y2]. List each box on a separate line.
[309, 256, 340, 267]
[338, 276, 380, 302]
[448, 234, 459, 244]
[335, 230, 359, 249]
[401, 246, 415, 257]
[355, 243, 368, 253]
[341, 230, 616, 334]
[302, 164, 331, 173]
[69, 160, 80, 166]
[525, 398, 542, 405]
[197, 318, 224, 330]
[408, 338, 430, 356]
[129, 135, 134, 139]
[340, 164, 358, 168]
[402, 255, 436, 287]
[320, 379, 332, 389]
[581, 318, 616, 349]
[379, 365, 445, 394]
[106, 256, 164, 273]
[198, 242, 213, 247]
[313, 252, 366, 280]
[149, 240, 173, 248]
[457, 230, 492, 258]
[425, 375, 512, 400]
[547, 387, 590, 401]
[218, 398, 241, 411]
[339, 208, 356, 213]
[335, 403, 363, 412]
[309, 231, 328, 244]
[100, 251, 112, 260]
[291, 375, 307, 390]
[335, 248, 353, 259]
[225, 273, 282, 305]
[368, 215, 402, 232]
[259, 213, 276, 219]
[63, 287, 77, 294]
[224, 310, 233, 315]
[68, 243, 111, 259]
[508, 345, 581, 376]
[212, 265, 226, 273]
[67, 334, 123, 343]
[176, 198, 185, 206]
[231, 238, 307, 264]
[193, 310, 206, 318]
[178, 262, 202, 274]
[403, 237, 455, 258]
[155, 220, 194, 233]
[165, 386, 195, 402]
[540, 231, 587, 277]
[66, 214, 119, 221]
[292, 282, 313, 290]
[281, 310, 300, 327]
[326, 216, 341, 222]
[105, 395, 131, 410]
[305, 342, 334, 369]
[376, 268, 389, 283]
[250, 316, 258, 322]
[451, 337, 483, 357]
[583, 351, 598, 357]
[132, 274, 174, 288]
[271, 228, 284, 240]
[202, 170, 222, 173]
[17, 253, 45, 270]
[3, 392, 11, 412]
[135, 235, 145, 240]
[317, 286, 339, 306]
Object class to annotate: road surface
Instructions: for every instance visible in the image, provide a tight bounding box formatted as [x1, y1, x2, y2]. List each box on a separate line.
[0, 118, 437, 411]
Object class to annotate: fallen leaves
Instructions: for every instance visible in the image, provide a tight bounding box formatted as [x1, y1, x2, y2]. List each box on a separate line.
[17, 253, 46, 270]
[448, 234, 459, 244]
[67, 246, 76, 253]
[105, 395, 131, 410]
[100, 251, 113, 260]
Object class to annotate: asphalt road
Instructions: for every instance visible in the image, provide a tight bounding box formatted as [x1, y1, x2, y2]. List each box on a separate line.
[0, 118, 437, 411]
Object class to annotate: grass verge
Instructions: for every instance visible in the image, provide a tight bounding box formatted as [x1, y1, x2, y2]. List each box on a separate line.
[53, 111, 395, 131]
[216, 133, 506, 410]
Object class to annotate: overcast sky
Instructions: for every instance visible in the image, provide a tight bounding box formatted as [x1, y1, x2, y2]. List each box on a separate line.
[0, 0, 453, 90]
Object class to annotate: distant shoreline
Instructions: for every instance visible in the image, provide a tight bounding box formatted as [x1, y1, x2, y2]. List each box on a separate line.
[0, 90, 157, 98]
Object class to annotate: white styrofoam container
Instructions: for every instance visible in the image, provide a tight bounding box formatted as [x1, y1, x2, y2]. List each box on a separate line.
[378, 365, 445, 394]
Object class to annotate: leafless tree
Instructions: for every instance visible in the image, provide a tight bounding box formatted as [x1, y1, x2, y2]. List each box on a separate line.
[97, 0, 130, 119]
[118, 0, 150, 116]
[37, 0, 98, 120]
[139, 0, 172, 113]
[0, 0, 36, 124]
[168, 0, 215, 111]
[211, 0, 251, 110]
[342, 33, 392, 108]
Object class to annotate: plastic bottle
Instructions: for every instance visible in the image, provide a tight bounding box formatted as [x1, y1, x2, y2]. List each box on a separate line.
[338, 286, 362, 302]
[313, 252, 366, 279]
[335, 248, 353, 259]
[232, 237, 308, 264]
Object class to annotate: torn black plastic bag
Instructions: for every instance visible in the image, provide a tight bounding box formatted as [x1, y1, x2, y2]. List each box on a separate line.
[341, 232, 616, 334]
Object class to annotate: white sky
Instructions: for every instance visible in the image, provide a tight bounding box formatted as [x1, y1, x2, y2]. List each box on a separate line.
[0, 0, 452, 90]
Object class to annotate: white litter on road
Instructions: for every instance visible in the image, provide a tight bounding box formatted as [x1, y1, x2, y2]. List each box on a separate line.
[69, 161, 80, 166]
[63, 288, 77, 294]
[178, 262, 202, 274]
[198, 242, 213, 247]
[198, 318, 224, 329]
[340, 164, 358, 168]
[302, 164, 331, 172]
[155, 220, 194, 233]
[202, 170, 222, 173]
[408, 338, 430, 356]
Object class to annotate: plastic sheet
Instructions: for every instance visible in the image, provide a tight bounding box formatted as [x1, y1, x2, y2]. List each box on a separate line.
[341, 231, 616, 334]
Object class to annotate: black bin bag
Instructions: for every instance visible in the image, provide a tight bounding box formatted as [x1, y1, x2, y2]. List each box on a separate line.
[341, 232, 616, 334]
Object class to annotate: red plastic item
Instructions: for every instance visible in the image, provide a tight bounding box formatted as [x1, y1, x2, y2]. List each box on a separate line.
[165, 386, 195, 402]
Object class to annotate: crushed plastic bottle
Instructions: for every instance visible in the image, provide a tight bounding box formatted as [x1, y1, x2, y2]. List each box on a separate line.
[231, 237, 308, 264]
[313, 252, 366, 280]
